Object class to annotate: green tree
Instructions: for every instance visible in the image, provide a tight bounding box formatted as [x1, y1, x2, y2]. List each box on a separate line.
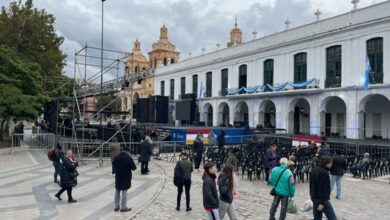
[0, 45, 47, 140]
[0, 0, 67, 96]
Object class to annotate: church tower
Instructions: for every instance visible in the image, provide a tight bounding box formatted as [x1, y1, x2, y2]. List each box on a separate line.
[227, 17, 243, 47]
[148, 24, 180, 68]
[125, 39, 150, 74]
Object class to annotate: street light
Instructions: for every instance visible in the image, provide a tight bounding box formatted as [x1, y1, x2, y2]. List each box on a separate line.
[100, 0, 106, 125]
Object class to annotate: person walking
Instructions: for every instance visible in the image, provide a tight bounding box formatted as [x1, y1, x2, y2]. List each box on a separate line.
[175, 152, 193, 212]
[53, 143, 64, 184]
[203, 162, 220, 220]
[112, 151, 137, 212]
[268, 158, 296, 220]
[330, 151, 348, 199]
[55, 150, 78, 203]
[139, 136, 153, 175]
[218, 164, 238, 220]
[108, 137, 121, 175]
[310, 155, 337, 220]
[264, 143, 277, 183]
[193, 133, 204, 172]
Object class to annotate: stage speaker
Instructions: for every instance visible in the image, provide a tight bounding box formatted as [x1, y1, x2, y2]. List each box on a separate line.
[155, 96, 169, 123]
[181, 93, 196, 100]
[148, 97, 156, 123]
[136, 98, 149, 123]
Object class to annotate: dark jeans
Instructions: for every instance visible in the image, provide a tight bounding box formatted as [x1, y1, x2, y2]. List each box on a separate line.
[56, 187, 73, 200]
[312, 200, 337, 220]
[194, 152, 203, 169]
[177, 178, 191, 208]
[269, 195, 289, 220]
[141, 161, 149, 174]
[53, 162, 60, 182]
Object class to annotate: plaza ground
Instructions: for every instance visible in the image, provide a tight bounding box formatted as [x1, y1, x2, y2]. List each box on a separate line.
[0, 149, 389, 220]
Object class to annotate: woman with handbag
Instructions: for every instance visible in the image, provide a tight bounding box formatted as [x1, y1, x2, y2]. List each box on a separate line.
[55, 150, 79, 203]
[268, 157, 296, 220]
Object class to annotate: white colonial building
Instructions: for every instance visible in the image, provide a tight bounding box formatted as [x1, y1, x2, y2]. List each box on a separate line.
[154, 1, 390, 140]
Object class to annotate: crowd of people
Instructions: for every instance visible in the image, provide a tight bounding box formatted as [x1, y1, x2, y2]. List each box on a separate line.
[46, 130, 385, 220]
[172, 132, 362, 220]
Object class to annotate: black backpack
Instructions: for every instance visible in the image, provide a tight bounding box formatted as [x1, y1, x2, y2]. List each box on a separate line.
[173, 163, 184, 187]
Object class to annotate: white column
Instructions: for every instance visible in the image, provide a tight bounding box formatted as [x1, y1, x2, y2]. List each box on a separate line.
[310, 100, 321, 135]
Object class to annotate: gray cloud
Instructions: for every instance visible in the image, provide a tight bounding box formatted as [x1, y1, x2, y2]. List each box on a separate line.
[4, 0, 384, 82]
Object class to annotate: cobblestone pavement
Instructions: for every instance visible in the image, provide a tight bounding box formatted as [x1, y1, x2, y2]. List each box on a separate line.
[133, 160, 390, 220]
[0, 150, 164, 220]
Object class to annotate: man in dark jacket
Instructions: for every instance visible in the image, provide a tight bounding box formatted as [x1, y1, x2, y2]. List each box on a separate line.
[310, 155, 337, 220]
[202, 162, 219, 220]
[112, 151, 137, 212]
[139, 136, 153, 175]
[330, 152, 348, 199]
[53, 142, 64, 184]
[193, 133, 204, 172]
[175, 153, 193, 212]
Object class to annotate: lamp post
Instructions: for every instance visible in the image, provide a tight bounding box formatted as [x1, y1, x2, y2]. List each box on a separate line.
[100, 0, 106, 126]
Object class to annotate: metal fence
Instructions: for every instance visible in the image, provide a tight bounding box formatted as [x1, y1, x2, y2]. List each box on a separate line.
[11, 133, 55, 152]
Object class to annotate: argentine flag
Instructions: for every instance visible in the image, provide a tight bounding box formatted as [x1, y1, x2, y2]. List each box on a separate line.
[363, 55, 371, 90]
[199, 81, 204, 99]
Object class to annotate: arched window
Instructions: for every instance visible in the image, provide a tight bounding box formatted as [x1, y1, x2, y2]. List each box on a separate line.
[163, 58, 168, 66]
[263, 59, 274, 92]
[294, 53, 307, 88]
[325, 45, 342, 88]
[367, 37, 383, 84]
[238, 64, 247, 91]
[171, 58, 175, 64]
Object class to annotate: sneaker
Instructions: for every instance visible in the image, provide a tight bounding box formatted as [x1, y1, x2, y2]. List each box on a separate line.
[114, 208, 120, 212]
[335, 196, 340, 199]
[186, 207, 192, 212]
[176, 207, 180, 211]
[68, 199, 77, 203]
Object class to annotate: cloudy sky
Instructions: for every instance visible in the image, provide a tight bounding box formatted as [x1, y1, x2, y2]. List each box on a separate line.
[2, 0, 385, 82]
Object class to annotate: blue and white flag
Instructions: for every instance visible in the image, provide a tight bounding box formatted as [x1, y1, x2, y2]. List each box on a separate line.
[363, 55, 371, 90]
[199, 81, 204, 99]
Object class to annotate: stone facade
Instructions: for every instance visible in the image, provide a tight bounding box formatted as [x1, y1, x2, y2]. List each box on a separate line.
[122, 25, 179, 118]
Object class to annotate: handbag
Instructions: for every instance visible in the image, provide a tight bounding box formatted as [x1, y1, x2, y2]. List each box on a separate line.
[69, 170, 79, 179]
[270, 168, 288, 196]
[287, 198, 298, 214]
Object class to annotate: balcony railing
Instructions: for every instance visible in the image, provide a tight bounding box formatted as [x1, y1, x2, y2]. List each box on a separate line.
[325, 77, 341, 88]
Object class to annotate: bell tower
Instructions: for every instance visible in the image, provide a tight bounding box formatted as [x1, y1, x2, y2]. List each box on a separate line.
[227, 17, 243, 47]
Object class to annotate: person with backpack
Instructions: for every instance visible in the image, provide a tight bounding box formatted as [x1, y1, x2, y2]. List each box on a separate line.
[174, 152, 193, 212]
[203, 162, 220, 220]
[48, 142, 64, 184]
[268, 157, 296, 220]
[218, 164, 237, 220]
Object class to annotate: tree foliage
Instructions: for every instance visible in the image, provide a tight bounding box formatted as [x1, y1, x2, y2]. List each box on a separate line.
[0, 45, 48, 140]
[96, 96, 122, 112]
[0, 0, 68, 97]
